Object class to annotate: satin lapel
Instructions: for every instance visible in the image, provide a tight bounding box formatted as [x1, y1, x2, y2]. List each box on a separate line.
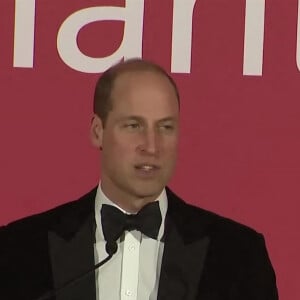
[157, 216, 210, 300]
[48, 211, 96, 300]
[157, 189, 212, 300]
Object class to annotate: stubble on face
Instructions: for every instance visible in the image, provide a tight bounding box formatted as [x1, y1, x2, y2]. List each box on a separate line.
[99, 70, 179, 212]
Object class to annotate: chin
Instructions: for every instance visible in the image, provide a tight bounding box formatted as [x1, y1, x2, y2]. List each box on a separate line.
[133, 184, 164, 200]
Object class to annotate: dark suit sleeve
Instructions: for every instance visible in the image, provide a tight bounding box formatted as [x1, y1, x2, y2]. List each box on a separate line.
[230, 233, 279, 300]
[0, 223, 53, 300]
[0, 225, 23, 299]
[197, 222, 278, 300]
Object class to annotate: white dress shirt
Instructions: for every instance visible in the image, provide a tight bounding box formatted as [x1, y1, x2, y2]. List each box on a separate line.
[94, 184, 168, 300]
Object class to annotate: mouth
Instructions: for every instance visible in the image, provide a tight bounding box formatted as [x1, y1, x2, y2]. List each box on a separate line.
[135, 163, 160, 170]
[134, 164, 160, 177]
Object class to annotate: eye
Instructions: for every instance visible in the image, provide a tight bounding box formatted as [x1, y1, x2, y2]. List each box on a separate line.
[124, 122, 141, 129]
[159, 124, 175, 131]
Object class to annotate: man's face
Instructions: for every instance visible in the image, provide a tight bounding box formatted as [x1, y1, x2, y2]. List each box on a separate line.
[91, 70, 179, 206]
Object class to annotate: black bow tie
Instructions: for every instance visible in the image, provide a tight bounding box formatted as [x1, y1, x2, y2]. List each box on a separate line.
[101, 201, 162, 243]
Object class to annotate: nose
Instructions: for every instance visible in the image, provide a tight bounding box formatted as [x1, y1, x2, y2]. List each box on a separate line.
[137, 129, 159, 156]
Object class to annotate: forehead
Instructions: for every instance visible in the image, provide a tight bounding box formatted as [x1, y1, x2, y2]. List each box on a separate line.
[110, 70, 179, 116]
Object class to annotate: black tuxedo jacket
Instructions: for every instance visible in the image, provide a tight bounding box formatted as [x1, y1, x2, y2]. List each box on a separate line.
[0, 187, 278, 300]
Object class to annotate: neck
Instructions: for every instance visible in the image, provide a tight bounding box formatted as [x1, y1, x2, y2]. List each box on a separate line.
[109, 197, 156, 214]
[100, 182, 161, 213]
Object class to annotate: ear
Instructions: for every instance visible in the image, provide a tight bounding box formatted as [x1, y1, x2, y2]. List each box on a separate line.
[90, 114, 104, 149]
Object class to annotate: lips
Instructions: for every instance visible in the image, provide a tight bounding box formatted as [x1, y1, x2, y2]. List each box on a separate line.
[134, 164, 160, 177]
[134, 164, 159, 171]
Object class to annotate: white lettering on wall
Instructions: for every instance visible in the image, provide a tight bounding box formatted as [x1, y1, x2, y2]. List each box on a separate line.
[243, 0, 265, 76]
[296, 0, 300, 71]
[11, 1, 272, 76]
[171, 0, 196, 73]
[13, 0, 36, 68]
[57, 0, 144, 73]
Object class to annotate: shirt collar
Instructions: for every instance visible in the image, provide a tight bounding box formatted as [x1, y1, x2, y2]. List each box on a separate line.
[95, 182, 168, 242]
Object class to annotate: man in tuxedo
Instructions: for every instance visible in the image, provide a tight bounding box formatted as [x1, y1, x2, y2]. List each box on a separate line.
[0, 59, 278, 300]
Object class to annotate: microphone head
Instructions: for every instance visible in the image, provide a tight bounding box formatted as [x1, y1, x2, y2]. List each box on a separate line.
[105, 241, 118, 256]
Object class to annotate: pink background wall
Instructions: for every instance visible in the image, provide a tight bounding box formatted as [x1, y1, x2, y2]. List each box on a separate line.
[1, 1, 299, 298]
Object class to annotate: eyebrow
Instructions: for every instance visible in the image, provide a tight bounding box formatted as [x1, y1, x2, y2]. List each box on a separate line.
[119, 116, 177, 123]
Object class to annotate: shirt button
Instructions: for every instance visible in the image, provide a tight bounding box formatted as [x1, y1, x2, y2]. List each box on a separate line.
[129, 244, 135, 251]
[125, 290, 132, 296]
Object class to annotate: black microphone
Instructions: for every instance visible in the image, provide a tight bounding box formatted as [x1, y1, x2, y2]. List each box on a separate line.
[36, 241, 118, 300]
[105, 240, 118, 256]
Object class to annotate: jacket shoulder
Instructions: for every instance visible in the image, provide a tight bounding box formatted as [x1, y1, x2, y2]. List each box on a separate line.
[0, 188, 97, 242]
[166, 187, 262, 242]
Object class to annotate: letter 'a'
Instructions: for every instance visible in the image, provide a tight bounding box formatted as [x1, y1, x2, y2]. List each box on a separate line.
[57, 1, 144, 73]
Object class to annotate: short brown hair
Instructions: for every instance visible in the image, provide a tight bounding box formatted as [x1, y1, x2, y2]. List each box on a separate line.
[93, 58, 180, 125]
